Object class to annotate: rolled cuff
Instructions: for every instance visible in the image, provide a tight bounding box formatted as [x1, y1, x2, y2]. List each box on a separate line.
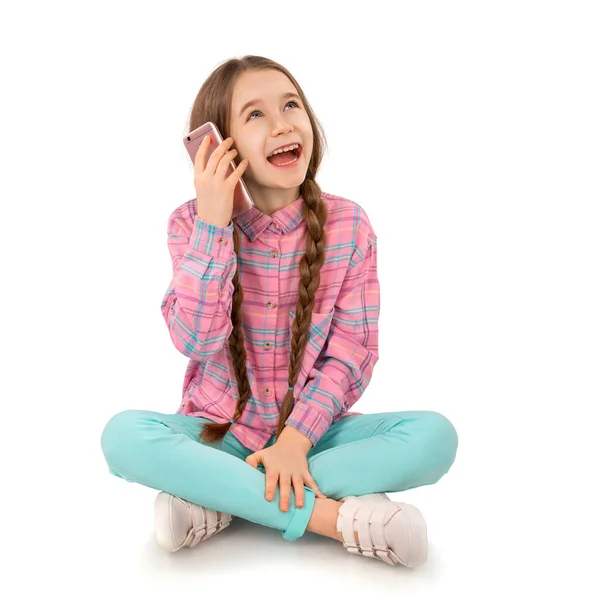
[281, 486, 317, 541]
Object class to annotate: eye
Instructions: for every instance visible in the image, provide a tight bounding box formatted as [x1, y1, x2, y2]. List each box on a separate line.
[248, 101, 299, 121]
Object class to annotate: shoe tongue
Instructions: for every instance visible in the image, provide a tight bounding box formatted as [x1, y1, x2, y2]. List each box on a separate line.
[267, 150, 296, 165]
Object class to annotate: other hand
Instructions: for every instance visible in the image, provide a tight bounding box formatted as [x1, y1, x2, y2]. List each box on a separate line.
[246, 442, 326, 511]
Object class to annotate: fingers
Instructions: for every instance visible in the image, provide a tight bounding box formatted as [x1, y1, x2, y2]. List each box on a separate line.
[196, 135, 233, 176]
[265, 473, 323, 510]
[292, 474, 304, 508]
[259, 454, 323, 511]
[265, 472, 278, 503]
[279, 476, 291, 512]
[229, 155, 249, 185]
[264, 474, 296, 512]
[207, 136, 234, 174]
[305, 473, 326, 499]
[220, 146, 249, 187]
[193, 134, 211, 172]
[216, 147, 238, 179]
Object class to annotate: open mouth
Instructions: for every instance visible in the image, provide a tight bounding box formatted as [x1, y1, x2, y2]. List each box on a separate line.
[266, 144, 302, 167]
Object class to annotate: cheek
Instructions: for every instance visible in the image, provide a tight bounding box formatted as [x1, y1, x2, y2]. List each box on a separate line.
[303, 141, 313, 161]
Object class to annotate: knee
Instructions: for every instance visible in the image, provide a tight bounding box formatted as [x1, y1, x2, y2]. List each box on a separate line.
[391, 411, 458, 471]
[100, 409, 147, 466]
[421, 410, 459, 470]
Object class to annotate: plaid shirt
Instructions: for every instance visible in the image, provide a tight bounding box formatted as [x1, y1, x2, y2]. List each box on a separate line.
[161, 191, 380, 451]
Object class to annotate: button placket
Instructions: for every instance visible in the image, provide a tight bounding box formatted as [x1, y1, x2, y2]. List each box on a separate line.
[264, 242, 280, 401]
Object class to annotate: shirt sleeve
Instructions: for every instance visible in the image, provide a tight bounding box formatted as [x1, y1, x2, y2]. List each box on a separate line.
[285, 222, 380, 447]
[161, 205, 237, 360]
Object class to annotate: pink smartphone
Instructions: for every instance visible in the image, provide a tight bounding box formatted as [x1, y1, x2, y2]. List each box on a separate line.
[183, 121, 254, 220]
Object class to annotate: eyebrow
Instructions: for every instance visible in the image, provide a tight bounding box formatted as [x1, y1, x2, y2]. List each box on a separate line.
[238, 92, 301, 118]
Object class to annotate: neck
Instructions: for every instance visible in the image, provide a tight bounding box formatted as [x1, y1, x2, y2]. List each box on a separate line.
[246, 183, 301, 216]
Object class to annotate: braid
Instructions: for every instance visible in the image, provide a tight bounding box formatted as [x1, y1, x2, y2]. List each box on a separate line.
[275, 178, 327, 439]
[199, 177, 328, 445]
[198, 224, 251, 444]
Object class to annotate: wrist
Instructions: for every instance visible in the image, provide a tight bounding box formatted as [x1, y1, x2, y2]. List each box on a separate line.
[278, 425, 313, 453]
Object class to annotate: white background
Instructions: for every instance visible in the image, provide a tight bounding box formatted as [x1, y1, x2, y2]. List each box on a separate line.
[1, 0, 598, 597]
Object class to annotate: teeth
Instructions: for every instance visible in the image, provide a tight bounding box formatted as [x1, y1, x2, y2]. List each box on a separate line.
[268, 143, 299, 157]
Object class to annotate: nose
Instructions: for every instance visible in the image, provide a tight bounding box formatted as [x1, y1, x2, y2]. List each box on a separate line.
[271, 116, 294, 136]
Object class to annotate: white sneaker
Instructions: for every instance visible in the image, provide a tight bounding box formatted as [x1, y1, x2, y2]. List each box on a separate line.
[154, 492, 233, 552]
[336, 493, 428, 567]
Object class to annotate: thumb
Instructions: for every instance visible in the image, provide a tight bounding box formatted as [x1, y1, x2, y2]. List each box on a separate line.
[246, 452, 259, 469]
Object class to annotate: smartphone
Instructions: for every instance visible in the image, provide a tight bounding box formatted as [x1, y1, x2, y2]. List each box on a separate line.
[183, 121, 254, 220]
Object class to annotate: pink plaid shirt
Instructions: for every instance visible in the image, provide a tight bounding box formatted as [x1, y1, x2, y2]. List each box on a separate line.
[161, 191, 380, 451]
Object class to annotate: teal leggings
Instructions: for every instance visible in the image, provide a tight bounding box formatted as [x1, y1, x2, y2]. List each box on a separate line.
[100, 409, 458, 542]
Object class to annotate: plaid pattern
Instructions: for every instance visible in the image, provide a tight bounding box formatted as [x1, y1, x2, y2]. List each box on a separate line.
[161, 191, 380, 451]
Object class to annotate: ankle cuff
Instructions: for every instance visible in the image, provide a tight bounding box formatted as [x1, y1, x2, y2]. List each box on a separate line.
[282, 487, 316, 542]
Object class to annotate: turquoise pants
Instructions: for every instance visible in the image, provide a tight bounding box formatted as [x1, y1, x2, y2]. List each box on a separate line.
[100, 409, 458, 542]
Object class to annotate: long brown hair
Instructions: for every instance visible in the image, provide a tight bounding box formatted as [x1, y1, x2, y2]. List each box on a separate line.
[188, 56, 329, 446]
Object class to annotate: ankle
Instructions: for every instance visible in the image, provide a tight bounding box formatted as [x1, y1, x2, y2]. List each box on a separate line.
[306, 498, 344, 541]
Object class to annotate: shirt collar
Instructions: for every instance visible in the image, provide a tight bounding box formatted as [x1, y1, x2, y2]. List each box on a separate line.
[234, 194, 305, 241]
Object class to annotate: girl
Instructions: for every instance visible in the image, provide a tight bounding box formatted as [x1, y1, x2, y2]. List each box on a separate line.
[100, 55, 459, 568]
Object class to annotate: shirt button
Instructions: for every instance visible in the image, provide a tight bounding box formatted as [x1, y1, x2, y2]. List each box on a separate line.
[263, 342, 272, 350]
[265, 388, 272, 396]
[267, 301, 276, 309]
[219, 238, 228, 246]
[270, 249, 278, 258]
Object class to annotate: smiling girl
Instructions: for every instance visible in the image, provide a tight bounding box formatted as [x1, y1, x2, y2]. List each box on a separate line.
[101, 55, 459, 568]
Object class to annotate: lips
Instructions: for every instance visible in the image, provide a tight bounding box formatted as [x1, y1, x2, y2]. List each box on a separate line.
[266, 144, 302, 167]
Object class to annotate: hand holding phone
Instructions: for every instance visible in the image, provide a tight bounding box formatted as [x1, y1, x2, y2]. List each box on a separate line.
[184, 121, 254, 221]
[193, 135, 249, 228]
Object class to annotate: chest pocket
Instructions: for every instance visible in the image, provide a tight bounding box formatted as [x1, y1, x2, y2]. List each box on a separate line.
[288, 307, 335, 388]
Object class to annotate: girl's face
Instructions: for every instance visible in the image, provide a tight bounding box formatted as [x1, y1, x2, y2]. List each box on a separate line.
[228, 69, 313, 195]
